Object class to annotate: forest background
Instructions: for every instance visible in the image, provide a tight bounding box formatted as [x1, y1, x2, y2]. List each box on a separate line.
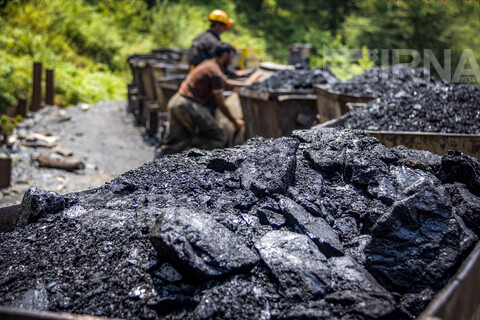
[1, 0, 479, 112]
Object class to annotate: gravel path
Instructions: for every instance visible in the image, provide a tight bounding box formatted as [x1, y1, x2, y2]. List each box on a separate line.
[0, 101, 155, 206]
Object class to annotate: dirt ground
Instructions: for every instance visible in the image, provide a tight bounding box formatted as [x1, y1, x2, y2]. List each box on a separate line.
[0, 101, 155, 206]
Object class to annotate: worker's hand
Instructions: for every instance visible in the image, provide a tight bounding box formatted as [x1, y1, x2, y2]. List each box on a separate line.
[233, 118, 245, 132]
[235, 69, 254, 77]
[245, 72, 263, 85]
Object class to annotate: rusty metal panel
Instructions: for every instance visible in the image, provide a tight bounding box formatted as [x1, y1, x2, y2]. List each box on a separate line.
[238, 94, 281, 139]
[371, 131, 480, 160]
[277, 95, 317, 136]
[150, 63, 189, 78]
[238, 87, 271, 101]
[239, 89, 318, 139]
[157, 75, 185, 112]
[138, 62, 157, 102]
[314, 85, 374, 123]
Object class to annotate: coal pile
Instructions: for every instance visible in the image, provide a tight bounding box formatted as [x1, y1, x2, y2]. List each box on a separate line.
[251, 68, 338, 91]
[2, 128, 480, 320]
[341, 83, 480, 133]
[328, 64, 437, 98]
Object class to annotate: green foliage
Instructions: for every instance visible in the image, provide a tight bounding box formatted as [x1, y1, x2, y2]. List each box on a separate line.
[341, 1, 480, 72]
[0, 1, 154, 111]
[0, 114, 22, 138]
[1, 0, 479, 113]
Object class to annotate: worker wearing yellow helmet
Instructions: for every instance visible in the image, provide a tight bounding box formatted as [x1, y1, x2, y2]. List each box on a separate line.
[208, 9, 234, 29]
[188, 10, 234, 68]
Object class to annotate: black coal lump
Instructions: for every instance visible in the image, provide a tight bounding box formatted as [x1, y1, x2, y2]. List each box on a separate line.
[254, 230, 332, 301]
[239, 137, 299, 197]
[365, 166, 478, 293]
[149, 207, 259, 282]
[278, 196, 343, 257]
[2, 127, 480, 320]
[15, 186, 67, 228]
[445, 182, 480, 236]
[436, 150, 480, 196]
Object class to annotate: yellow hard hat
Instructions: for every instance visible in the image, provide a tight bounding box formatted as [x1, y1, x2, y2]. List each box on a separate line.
[208, 9, 234, 29]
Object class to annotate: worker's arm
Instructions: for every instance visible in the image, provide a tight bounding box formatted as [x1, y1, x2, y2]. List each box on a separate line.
[224, 73, 263, 90]
[235, 69, 254, 77]
[213, 92, 244, 132]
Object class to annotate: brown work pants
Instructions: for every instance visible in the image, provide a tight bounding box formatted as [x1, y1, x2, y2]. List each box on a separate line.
[160, 92, 225, 154]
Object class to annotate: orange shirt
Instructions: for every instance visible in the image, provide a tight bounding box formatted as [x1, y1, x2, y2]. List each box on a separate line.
[179, 59, 226, 105]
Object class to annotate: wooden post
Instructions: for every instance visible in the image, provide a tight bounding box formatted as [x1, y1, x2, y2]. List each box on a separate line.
[17, 98, 28, 117]
[6, 106, 16, 117]
[31, 62, 42, 112]
[46, 69, 54, 106]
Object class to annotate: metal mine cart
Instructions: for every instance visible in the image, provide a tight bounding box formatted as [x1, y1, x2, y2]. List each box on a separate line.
[238, 87, 318, 139]
[151, 75, 187, 140]
[127, 53, 189, 138]
[314, 85, 375, 123]
[317, 110, 480, 160]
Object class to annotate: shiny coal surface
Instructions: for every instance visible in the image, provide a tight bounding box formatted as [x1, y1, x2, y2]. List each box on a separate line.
[328, 64, 437, 98]
[341, 83, 480, 134]
[1, 128, 480, 320]
[251, 69, 338, 91]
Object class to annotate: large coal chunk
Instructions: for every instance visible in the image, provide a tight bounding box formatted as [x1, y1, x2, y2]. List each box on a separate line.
[365, 172, 478, 292]
[344, 150, 390, 186]
[278, 196, 343, 257]
[240, 138, 299, 197]
[328, 256, 388, 294]
[367, 176, 397, 206]
[287, 162, 325, 217]
[343, 138, 396, 187]
[446, 183, 480, 236]
[255, 199, 287, 228]
[149, 207, 259, 282]
[255, 231, 332, 300]
[304, 148, 345, 179]
[300, 129, 350, 179]
[391, 145, 442, 173]
[301, 129, 396, 185]
[437, 150, 480, 196]
[15, 186, 66, 228]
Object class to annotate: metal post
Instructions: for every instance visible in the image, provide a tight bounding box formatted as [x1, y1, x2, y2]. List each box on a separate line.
[46, 69, 54, 106]
[17, 98, 28, 117]
[31, 62, 42, 112]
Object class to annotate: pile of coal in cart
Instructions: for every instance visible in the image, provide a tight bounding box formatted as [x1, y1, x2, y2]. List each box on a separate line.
[1, 127, 480, 320]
